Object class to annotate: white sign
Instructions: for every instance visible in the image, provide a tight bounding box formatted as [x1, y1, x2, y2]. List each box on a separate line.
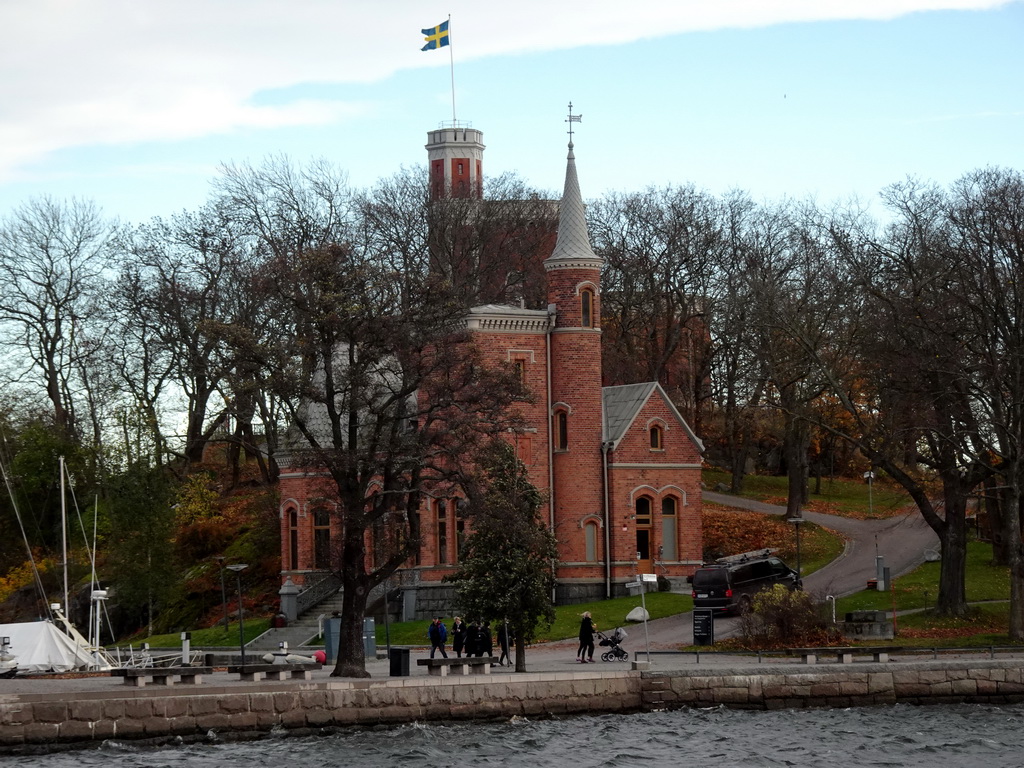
[641, 573, 658, 583]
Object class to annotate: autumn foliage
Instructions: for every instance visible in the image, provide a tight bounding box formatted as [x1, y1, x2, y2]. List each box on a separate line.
[701, 508, 794, 561]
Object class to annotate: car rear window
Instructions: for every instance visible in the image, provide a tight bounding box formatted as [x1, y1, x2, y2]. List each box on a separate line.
[692, 569, 728, 588]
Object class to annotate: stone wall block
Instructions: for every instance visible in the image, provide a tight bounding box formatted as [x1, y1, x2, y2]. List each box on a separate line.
[31, 702, 67, 723]
[163, 697, 189, 719]
[867, 673, 893, 694]
[71, 700, 104, 721]
[90, 718, 116, 740]
[166, 716, 198, 735]
[714, 687, 750, 704]
[194, 713, 232, 731]
[113, 718, 145, 738]
[189, 696, 220, 716]
[57, 719, 95, 741]
[219, 696, 249, 714]
[102, 700, 126, 719]
[249, 693, 274, 713]
[304, 708, 334, 727]
[839, 681, 869, 696]
[951, 679, 978, 696]
[22, 723, 59, 743]
[0, 704, 30, 725]
[273, 692, 301, 713]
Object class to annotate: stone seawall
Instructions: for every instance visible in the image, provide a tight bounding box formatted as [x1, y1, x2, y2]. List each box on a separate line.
[3, 660, 1024, 752]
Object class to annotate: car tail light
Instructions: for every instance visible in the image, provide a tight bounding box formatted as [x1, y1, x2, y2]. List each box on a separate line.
[725, 589, 733, 598]
[691, 590, 696, 598]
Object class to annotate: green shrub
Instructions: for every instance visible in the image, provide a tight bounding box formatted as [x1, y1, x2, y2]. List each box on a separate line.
[739, 584, 838, 649]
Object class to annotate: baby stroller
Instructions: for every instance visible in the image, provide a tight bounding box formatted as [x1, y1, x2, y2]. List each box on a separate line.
[598, 627, 629, 662]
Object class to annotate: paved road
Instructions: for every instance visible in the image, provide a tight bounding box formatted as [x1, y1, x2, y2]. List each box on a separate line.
[702, 491, 940, 599]
[590, 490, 941, 649]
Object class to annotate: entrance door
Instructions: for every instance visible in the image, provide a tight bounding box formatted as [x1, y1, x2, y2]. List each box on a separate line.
[636, 528, 652, 574]
[635, 496, 653, 574]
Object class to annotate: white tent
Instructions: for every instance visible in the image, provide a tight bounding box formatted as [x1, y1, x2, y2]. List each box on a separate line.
[0, 620, 98, 673]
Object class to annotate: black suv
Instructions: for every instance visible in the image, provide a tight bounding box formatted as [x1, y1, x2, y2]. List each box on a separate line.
[689, 549, 801, 615]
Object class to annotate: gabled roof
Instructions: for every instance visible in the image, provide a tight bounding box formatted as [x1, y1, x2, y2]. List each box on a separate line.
[602, 381, 705, 453]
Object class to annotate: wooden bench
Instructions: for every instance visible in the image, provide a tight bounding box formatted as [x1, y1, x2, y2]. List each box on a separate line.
[416, 657, 492, 677]
[111, 666, 212, 687]
[227, 662, 322, 682]
[788, 646, 901, 664]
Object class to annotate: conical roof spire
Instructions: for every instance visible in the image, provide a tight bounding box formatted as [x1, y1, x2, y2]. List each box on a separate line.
[545, 106, 602, 271]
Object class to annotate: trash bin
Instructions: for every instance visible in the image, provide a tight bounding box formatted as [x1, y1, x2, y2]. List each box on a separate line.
[363, 617, 377, 658]
[389, 647, 410, 677]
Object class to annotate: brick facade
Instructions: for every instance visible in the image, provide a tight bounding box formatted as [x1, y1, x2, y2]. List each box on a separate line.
[277, 130, 703, 608]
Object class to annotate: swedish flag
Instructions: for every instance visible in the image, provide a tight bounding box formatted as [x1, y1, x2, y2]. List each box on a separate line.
[421, 20, 449, 51]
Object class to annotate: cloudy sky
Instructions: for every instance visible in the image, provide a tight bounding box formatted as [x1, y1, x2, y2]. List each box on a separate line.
[2, 0, 1021, 223]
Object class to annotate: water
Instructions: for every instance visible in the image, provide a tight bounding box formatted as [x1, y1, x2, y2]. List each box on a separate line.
[9, 704, 1024, 767]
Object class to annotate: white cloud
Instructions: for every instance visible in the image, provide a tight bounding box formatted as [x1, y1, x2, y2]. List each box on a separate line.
[0, 0, 1014, 181]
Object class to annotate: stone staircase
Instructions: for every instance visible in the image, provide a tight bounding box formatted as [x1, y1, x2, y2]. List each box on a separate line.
[247, 591, 345, 651]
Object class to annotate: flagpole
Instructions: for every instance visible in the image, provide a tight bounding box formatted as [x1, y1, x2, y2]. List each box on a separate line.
[448, 14, 456, 124]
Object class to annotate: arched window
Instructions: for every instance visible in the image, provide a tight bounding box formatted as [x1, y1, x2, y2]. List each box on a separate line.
[288, 509, 299, 570]
[581, 288, 594, 328]
[436, 499, 448, 565]
[661, 497, 678, 561]
[554, 410, 569, 451]
[650, 424, 664, 450]
[584, 521, 599, 562]
[312, 507, 331, 569]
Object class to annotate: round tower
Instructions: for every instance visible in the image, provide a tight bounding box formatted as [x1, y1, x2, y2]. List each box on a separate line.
[425, 124, 484, 200]
[545, 119, 605, 593]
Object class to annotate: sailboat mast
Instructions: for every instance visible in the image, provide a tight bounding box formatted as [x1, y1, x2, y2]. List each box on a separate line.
[60, 455, 69, 622]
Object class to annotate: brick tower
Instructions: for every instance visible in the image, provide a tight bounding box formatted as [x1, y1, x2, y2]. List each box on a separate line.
[425, 125, 484, 200]
[544, 117, 606, 592]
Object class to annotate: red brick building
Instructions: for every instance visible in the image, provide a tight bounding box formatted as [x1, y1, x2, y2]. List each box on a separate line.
[279, 125, 703, 613]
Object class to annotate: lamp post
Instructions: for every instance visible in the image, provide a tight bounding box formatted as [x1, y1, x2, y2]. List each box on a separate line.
[214, 556, 229, 630]
[226, 564, 248, 666]
[864, 470, 875, 518]
[787, 517, 804, 582]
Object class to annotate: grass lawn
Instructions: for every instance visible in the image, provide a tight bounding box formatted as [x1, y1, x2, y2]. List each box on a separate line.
[704, 469, 911, 519]
[119, 618, 272, 649]
[835, 540, 1010, 615]
[833, 539, 1020, 647]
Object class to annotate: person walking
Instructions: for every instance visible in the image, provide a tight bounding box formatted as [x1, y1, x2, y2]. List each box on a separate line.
[577, 611, 596, 663]
[427, 617, 448, 659]
[497, 621, 513, 667]
[479, 621, 494, 661]
[451, 616, 468, 658]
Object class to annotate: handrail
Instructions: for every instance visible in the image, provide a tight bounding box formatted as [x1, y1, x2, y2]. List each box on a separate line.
[296, 571, 342, 617]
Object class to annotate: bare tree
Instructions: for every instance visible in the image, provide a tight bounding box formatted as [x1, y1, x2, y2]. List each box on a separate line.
[215, 160, 526, 677]
[0, 197, 111, 439]
[946, 167, 1024, 636]
[589, 185, 719, 432]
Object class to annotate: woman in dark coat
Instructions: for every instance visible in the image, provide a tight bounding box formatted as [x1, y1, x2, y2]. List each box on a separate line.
[451, 617, 468, 658]
[577, 611, 596, 663]
[465, 622, 480, 657]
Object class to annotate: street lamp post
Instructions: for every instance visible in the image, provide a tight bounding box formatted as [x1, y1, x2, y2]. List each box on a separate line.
[215, 557, 229, 629]
[226, 564, 248, 666]
[864, 471, 875, 518]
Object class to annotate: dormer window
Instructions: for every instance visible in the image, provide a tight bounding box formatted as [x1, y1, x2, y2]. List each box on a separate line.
[581, 288, 594, 328]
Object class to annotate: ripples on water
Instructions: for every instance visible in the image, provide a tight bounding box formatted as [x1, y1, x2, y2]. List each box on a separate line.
[11, 704, 1024, 768]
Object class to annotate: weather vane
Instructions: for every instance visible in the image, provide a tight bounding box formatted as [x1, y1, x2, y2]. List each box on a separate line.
[566, 102, 582, 142]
